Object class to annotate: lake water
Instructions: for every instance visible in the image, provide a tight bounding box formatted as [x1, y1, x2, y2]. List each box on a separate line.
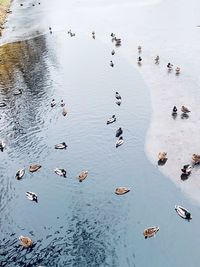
[1, 1, 200, 267]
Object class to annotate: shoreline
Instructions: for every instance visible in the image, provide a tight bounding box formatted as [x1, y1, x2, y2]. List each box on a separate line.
[0, 0, 12, 36]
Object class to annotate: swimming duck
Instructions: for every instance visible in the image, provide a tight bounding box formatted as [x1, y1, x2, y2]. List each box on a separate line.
[29, 164, 42, 172]
[111, 33, 115, 37]
[158, 152, 167, 162]
[138, 45, 142, 53]
[19, 236, 33, 248]
[92, 31, 95, 39]
[62, 108, 67, 116]
[55, 142, 67, 149]
[115, 92, 121, 100]
[78, 170, 88, 182]
[175, 67, 180, 75]
[110, 61, 114, 67]
[192, 154, 200, 164]
[13, 89, 22, 96]
[175, 205, 192, 220]
[116, 136, 124, 148]
[51, 99, 56, 108]
[116, 99, 121, 106]
[54, 168, 67, 177]
[107, 115, 116, 124]
[16, 169, 25, 180]
[155, 55, 159, 64]
[115, 187, 130, 195]
[138, 56, 142, 65]
[111, 50, 115, 55]
[116, 127, 123, 137]
[60, 100, 65, 107]
[143, 227, 159, 239]
[181, 164, 192, 175]
[0, 140, 5, 152]
[26, 191, 38, 202]
[181, 106, 190, 113]
[0, 102, 6, 107]
[172, 106, 177, 113]
[167, 63, 173, 70]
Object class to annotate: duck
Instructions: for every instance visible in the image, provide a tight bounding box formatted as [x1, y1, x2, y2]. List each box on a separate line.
[111, 33, 115, 38]
[138, 45, 142, 53]
[19, 236, 33, 248]
[51, 99, 56, 108]
[116, 127, 123, 137]
[111, 50, 115, 55]
[115, 92, 121, 100]
[116, 136, 124, 148]
[16, 169, 25, 180]
[175, 67, 180, 75]
[0, 140, 5, 152]
[92, 31, 95, 39]
[13, 89, 22, 96]
[167, 62, 173, 70]
[181, 106, 190, 113]
[62, 108, 67, 116]
[110, 61, 114, 67]
[78, 170, 88, 182]
[60, 100, 65, 107]
[181, 164, 192, 175]
[0, 102, 6, 107]
[138, 56, 142, 65]
[54, 168, 67, 177]
[192, 154, 200, 164]
[26, 191, 38, 202]
[115, 187, 130, 195]
[55, 142, 67, 149]
[29, 164, 42, 172]
[143, 226, 159, 239]
[175, 205, 192, 220]
[172, 106, 177, 113]
[158, 152, 167, 162]
[107, 115, 116, 124]
[155, 55, 159, 64]
[116, 99, 121, 106]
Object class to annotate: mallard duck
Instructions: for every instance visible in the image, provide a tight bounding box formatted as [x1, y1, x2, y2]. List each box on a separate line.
[13, 89, 22, 96]
[192, 154, 200, 164]
[78, 170, 88, 182]
[138, 45, 142, 53]
[138, 56, 142, 62]
[107, 115, 116, 124]
[55, 142, 67, 149]
[92, 31, 95, 39]
[60, 100, 65, 107]
[62, 108, 67, 116]
[54, 168, 67, 177]
[158, 152, 167, 161]
[175, 67, 180, 75]
[111, 33, 115, 37]
[172, 106, 177, 113]
[26, 191, 38, 202]
[16, 169, 25, 180]
[181, 164, 192, 175]
[167, 62, 173, 70]
[115, 92, 121, 100]
[0, 102, 6, 107]
[51, 99, 56, 108]
[116, 136, 124, 148]
[116, 99, 121, 106]
[111, 50, 115, 55]
[110, 61, 114, 67]
[143, 227, 159, 239]
[115, 187, 130, 195]
[116, 127, 123, 137]
[181, 106, 190, 113]
[155, 55, 159, 64]
[29, 164, 42, 172]
[0, 140, 5, 152]
[175, 205, 192, 220]
[19, 236, 33, 248]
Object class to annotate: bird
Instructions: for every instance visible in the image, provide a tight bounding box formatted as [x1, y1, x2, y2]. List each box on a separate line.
[51, 99, 56, 107]
[0, 140, 5, 152]
[62, 108, 67, 116]
[181, 164, 192, 175]
[110, 61, 114, 67]
[192, 154, 200, 164]
[13, 89, 22, 96]
[172, 106, 177, 113]
[26, 192, 38, 202]
[175, 67, 181, 75]
[107, 115, 116, 124]
[138, 56, 142, 63]
[55, 142, 67, 149]
[111, 50, 115, 55]
[54, 168, 67, 177]
[92, 31, 95, 39]
[78, 170, 88, 182]
[60, 100, 65, 107]
[115, 92, 121, 100]
[138, 45, 142, 53]
[158, 152, 167, 162]
[181, 106, 190, 113]
[116, 136, 124, 148]
[116, 127, 123, 137]
[0, 102, 6, 107]
[155, 55, 159, 64]
[29, 164, 42, 172]
[116, 99, 121, 106]
[167, 63, 173, 70]
[115, 187, 130, 195]
[19, 236, 33, 248]
[16, 169, 25, 180]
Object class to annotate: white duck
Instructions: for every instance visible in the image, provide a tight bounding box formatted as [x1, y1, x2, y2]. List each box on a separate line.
[26, 192, 38, 202]
[116, 136, 124, 148]
[107, 115, 116, 124]
[54, 168, 67, 177]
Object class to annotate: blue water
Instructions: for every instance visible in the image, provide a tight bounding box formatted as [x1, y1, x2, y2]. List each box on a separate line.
[0, 2, 200, 267]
